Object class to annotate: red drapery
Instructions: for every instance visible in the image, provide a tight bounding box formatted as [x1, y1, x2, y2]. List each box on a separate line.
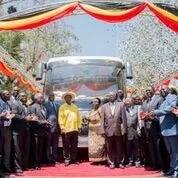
[28, 83, 38, 93]
[17, 74, 39, 93]
[0, 2, 177, 32]
[0, 60, 16, 77]
[0, 60, 39, 92]
[79, 3, 147, 23]
[148, 3, 178, 33]
[17, 74, 28, 85]
[0, 2, 77, 30]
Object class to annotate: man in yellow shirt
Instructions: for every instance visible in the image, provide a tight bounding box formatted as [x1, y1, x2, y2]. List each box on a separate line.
[58, 92, 81, 166]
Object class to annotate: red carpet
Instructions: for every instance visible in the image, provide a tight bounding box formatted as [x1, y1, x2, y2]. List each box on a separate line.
[16, 162, 161, 177]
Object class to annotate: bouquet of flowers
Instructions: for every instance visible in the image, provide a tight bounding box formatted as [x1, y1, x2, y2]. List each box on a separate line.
[139, 111, 153, 121]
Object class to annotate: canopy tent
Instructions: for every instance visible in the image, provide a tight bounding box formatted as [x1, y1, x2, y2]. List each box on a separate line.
[0, 59, 41, 93]
[0, 1, 177, 32]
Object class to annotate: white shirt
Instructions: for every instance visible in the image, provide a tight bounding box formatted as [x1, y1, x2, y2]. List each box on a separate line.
[109, 102, 117, 115]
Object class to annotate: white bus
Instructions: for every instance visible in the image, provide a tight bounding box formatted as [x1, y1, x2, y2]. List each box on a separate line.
[36, 56, 132, 147]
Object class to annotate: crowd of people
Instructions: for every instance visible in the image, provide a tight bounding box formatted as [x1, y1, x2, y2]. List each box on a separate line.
[0, 86, 178, 177]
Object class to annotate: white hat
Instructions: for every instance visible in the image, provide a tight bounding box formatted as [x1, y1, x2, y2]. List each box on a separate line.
[62, 91, 76, 101]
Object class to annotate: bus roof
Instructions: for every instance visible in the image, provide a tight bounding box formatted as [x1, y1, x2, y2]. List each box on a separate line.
[47, 56, 123, 64]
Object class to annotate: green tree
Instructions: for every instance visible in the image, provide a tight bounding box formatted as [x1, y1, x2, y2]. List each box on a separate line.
[0, 32, 25, 62]
[20, 22, 80, 72]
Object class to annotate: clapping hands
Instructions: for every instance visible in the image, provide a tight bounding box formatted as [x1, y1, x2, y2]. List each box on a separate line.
[0, 111, 15, 119]
[26, 114, 38, 122]
[0, 111, 7, 118]
[6, 112, 15, 119]
[172, 107, 178, 117]
[139, 111, 154, 121]
[140, 111, 150, 120]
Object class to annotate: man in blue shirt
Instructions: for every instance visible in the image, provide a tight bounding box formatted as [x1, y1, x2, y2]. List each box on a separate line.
[152, 87, 178, 177]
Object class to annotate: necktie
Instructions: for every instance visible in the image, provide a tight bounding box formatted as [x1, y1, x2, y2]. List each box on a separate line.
[51, 102, 57, 114]
[41, 105, 46, 119]
[4, 102, 11, 126]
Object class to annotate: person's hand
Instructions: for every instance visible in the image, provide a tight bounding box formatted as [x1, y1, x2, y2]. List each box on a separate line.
[43, 120, 52, 126]
[61, 128, 66, 134]
[137, 130, 141, 137]
[121, 124, 126, 135]
[30, 114, 39, 121]
[25, 115, 32, 121]
[6, 113, 15, 119]
[148, 111, 155, 119]
[0, 111, 7, 118]
[140, 111, 148, 120]
[172, 108, 178, 117]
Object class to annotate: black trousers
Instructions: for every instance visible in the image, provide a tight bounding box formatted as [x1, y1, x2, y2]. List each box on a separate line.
[0, 125, 3, 168]
[13, 130, 30, 170]
[164, 135, 178, 172]
[62, 131, 78, 163]
[32, 134, 46, 168]
[47, 132, 59, 162]
[127, 138, 140, 164]
[148, 136, 161, 168]
[143, 129, 162, 168]
[3, 127, 12, 169]
[159, 137, 170, 171]
[106, 135, 124, 166]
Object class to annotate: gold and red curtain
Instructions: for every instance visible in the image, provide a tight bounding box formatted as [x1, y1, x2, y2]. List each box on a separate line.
[0, 59, 39, 92]
[0, 59, 16, 77]
[0, 2, 177, 32]
[0, 2, 77, 30]
[16, 74, 40, 93]
[79, 2, 147, 23]
[148, 3, 178, 33]
[16, 74, 28, 85]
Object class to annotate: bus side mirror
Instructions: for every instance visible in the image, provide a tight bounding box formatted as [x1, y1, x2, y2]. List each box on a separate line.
[35, 62, 47, 80]
[126, 62, 133, 79]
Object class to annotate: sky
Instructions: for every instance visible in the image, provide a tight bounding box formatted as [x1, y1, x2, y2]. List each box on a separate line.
[63, 14, 121, 57]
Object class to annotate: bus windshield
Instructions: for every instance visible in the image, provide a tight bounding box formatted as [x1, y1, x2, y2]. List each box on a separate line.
[47, 59, 119, 98]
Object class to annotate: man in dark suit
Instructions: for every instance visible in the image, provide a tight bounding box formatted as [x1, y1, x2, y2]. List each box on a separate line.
[117, 90, 124, 101]
[11, 92, 30, 172]
[101, 91, 127, 169]
[44, 93, 59, 164]
[0, 115, 3, 173]
[0, 90, 14, 173]
[140, 87, 164, 169]
[28, 93, 50, 169]
[0, 92, 7, 173]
